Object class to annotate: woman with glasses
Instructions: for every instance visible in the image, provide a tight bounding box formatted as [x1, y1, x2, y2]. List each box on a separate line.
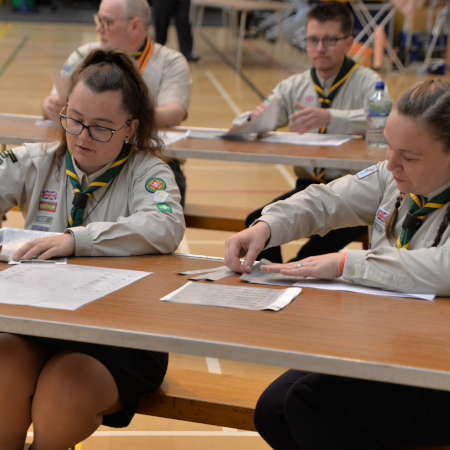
[0, 48, 183, 450]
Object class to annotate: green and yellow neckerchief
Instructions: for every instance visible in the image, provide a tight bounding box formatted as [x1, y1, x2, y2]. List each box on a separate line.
[131, 36, 153, 74]
[310, 56, 358, 183]
[65, 143, 134, 228]
[310, 56, 358, 134]
[397, 188, 450, 249]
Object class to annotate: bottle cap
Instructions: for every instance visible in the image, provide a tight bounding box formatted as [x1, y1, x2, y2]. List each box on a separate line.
[375, 81, 385, 90]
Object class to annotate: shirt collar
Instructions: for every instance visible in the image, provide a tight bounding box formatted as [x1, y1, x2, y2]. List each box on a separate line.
[316, 72, 338, 96]
[71, 155, 113, 190]
[422, 179, 450, 203]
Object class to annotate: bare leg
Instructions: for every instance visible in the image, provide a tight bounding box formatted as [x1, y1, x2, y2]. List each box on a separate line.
[31, 351, 121, 450]
[0, 334, 52, 450]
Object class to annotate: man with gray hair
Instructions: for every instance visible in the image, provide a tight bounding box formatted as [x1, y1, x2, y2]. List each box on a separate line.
[41, 0, 192, 204]
[41, 0, 191, 128]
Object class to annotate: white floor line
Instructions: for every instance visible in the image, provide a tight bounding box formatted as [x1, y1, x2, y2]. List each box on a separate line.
[205, 357, 237, 432]
[27, 431, 259, 437]
[205, 70, 242, 116]
[275, 164, 296, 189]
[206, 357, 222, 374]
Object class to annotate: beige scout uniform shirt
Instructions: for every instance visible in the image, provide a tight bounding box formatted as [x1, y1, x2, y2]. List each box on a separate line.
[0, 142, 185, 257]
[233, 64, 383, 181]
[51, 41, 192, 112]
[259, 161, 450, 296]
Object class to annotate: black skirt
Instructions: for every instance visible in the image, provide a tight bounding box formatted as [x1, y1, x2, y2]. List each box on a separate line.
[24, 335, 168, 428]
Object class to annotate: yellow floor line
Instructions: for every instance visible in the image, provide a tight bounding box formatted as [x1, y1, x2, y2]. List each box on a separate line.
[0, 23, 13, 41]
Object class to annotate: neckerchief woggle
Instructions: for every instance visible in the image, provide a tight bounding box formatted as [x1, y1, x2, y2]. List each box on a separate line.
[131, 35, 153, 74]
[65, 143, 134, 228]
[397, 188, 450, 249]
[310, 56, 358, 183]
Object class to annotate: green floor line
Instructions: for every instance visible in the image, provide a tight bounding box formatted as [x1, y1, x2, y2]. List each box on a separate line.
[0, 34, 29, 79]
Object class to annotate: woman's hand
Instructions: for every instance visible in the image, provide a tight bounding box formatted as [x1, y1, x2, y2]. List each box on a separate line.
[12, 233, 76, 261]
[225, 221, 271, 273]
[261, 253, 343, 279]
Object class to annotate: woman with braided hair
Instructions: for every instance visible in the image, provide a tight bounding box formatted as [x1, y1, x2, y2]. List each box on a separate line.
[0, 48, 184, 449]
[224, 79, 450, 449]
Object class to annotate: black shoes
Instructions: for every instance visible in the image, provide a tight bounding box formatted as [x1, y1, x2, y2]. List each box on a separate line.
[185, 54, 200, 62]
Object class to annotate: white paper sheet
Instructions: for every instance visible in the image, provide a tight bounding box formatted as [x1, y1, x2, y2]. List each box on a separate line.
[0, 264, 151, 310]
[158, 130, 189, 147]
[224, 98, 280, 136]
[0, 228, 62, 262]
[292, 278, 435, 301]
[160, 281, 301, 311]
[240, 260, 305, 286]
[35, 119, 58, 127]
[260, 133, 353, 146]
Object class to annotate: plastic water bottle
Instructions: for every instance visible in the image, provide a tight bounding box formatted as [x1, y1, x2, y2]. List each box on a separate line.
[366, 81, 393, 148]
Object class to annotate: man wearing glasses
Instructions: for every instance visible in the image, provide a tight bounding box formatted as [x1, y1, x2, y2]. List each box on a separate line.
[234, 1, 385, 264]
[41, 0, 192, 205]
[42, 0, 191, 128]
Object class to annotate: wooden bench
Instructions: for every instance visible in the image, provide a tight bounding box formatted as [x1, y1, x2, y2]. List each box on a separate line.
[183, 203, 370, 249]
[137, 368, 268, 430]
[136, 368, 450, 450]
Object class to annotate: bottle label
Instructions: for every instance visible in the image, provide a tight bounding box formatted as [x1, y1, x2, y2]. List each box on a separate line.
[368, 112, 390, 117]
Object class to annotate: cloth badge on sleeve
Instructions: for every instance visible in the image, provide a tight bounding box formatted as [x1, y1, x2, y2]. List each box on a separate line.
[153, 191, 170, 202]
[34, 215, 53, 226]
[32, 225, 50, 231]
[61, 61, 72, 74]
[357, 165, 377, 179]
[304, 94, 316, 103]
[145, 178, 166, 193]
[373, 220, 384, 235]
[157, 203, 172, 213]
[41, 190, 59, 202]
[376, 207, 389, 224]
[39, 202, 57, 212]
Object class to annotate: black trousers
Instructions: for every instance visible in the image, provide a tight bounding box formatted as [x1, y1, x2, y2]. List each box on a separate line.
[168, 159, 186, 208]
[153, 0, 194, 59]
[245, 178, 367, 263]
[255, 369, 450, 450]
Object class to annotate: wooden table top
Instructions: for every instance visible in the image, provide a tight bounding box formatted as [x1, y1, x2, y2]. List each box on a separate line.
[0, 115, 386, 170]
[0, 254, 450, 391]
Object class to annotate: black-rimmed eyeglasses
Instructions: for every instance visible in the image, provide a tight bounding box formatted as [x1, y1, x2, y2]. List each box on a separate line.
[305, 36, 350, 48]
[59, 105, 131, 143]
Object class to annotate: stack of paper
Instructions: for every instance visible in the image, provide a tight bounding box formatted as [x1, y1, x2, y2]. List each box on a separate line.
[0, 228, 61, 262]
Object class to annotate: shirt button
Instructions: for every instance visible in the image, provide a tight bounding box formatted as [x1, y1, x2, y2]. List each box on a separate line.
[349, 269, 355, 276]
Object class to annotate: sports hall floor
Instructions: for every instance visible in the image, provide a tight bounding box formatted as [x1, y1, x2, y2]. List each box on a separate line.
[0, 5, 447, 448]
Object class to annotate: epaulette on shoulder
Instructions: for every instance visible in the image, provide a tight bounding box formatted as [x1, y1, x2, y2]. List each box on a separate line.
[0, 150, 17, 163]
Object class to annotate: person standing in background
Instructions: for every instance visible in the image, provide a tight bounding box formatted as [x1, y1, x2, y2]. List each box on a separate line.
[151, 0, 200, 61]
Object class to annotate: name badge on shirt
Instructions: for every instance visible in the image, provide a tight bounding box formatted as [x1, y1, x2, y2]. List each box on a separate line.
[357, 165, 377, 179]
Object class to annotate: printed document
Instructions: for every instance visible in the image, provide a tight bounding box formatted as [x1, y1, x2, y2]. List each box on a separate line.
[0, 264, 151, 310]
[260, 133, 352, 146]
[161, 281, 301, 311]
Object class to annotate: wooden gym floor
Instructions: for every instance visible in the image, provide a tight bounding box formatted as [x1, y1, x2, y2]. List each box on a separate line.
[0, 13, 447, 449]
